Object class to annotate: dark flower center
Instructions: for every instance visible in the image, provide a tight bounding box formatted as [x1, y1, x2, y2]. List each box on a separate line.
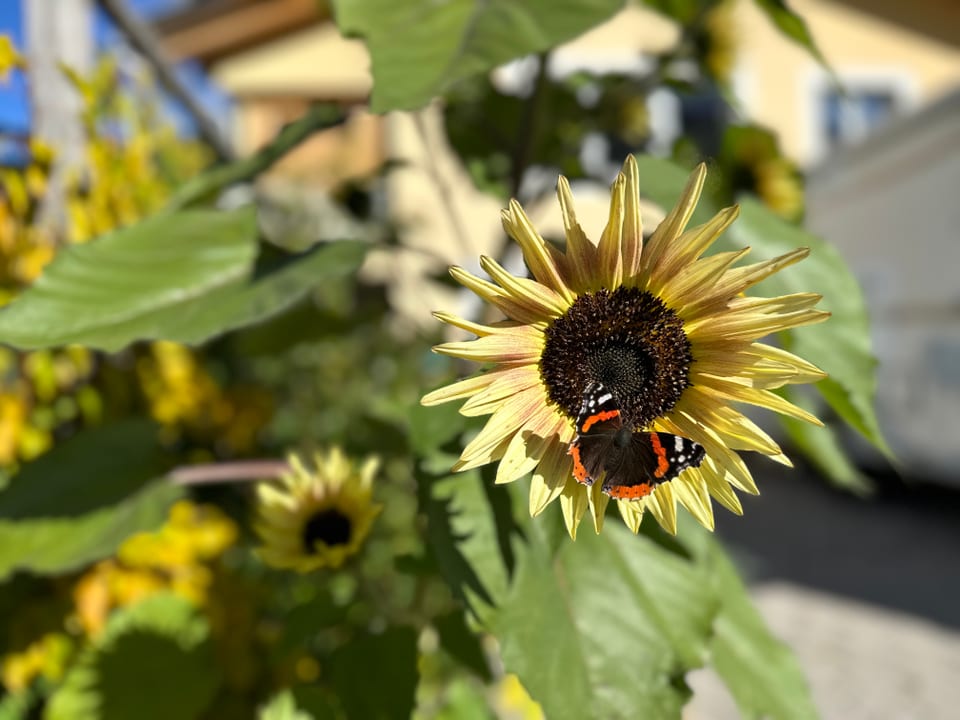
[303, 508, 352, 551]
[539, 286, 692, 429]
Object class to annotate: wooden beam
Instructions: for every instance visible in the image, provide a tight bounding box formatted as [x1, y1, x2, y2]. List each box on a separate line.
[156, 0, 324, 65]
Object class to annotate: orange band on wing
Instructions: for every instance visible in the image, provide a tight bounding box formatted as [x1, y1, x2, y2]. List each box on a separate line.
[648, 433, 670, 478]
[581, 409, 619, 433]
[606, 483, 653, 499]
[568, 444, 590, 484]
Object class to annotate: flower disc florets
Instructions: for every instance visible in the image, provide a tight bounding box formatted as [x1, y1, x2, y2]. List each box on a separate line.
[540, 286, 692, 429]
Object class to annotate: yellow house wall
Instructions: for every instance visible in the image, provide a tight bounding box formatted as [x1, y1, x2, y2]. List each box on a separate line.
[735, 0, 960, 163]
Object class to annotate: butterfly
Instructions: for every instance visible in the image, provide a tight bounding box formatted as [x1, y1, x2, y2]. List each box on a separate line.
[567, 382, 706, 499]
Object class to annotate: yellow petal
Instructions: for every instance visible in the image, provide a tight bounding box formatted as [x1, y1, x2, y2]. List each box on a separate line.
[560, 479, 588, 539]
[502, 200, 575, 303]
[421, 372, 499, 407]
[641, 163, 707, 279]
[672, 469, 715, 531]
[556, 175, 598, 293]
[496, 424, 553, 485]
[433, 327, 543, 363]
[587, 480, 610, 534]
[617, 500, 644, 533]
[529, 438, 572, 517]
[648, 206, 740, 294]
[620, 155, 643, 279]
[449, 266, 551, 326]
[597, 173, 625, 288]
[479, 255, 570, 318]
[459, 366, 542, 417]
[645, 483, 677, 535]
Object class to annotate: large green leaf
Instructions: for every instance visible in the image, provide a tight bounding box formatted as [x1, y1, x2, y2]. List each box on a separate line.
[633, 155, 889, 459]
[111, 241, 369, 348]
[729, 199, 891, 458]
[46, 594, 219, 720]
[0, 208, 257, 351]
[333, 0, 625, 112]
[433, 474, 719, 719]
[0, 422, 180, 580]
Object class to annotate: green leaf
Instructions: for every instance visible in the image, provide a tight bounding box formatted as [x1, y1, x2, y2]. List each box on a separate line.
[120, 241, 369, 348]
[408, 400, 466, 456]
[47, 594, 219, 720]
[752, 0, 832, 71]
[435, 474, 719, 719]
[333, 0, 625, 112]
[704, 538, 818, 720]
[0, 422, 180, 580]
[0, 208, 257, 351]
[730, 199, 892, 458]
[259, 690, 315, 720]
[328, 627, 419, 720]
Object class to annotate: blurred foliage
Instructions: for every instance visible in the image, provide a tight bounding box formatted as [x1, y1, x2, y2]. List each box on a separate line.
[0, 0, 889, 715]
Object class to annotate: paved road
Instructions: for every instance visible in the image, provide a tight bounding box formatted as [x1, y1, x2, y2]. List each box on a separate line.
[687, 463, 960, 719]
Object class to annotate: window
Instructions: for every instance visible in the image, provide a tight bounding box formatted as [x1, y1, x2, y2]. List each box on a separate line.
[822, 87, 899, 149]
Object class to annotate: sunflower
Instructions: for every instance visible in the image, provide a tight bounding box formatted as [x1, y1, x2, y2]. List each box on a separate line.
[421, 156, 828, 538]
[255, 449, 381, 572]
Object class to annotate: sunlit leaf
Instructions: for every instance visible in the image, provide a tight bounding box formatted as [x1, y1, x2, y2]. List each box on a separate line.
[434, 474, 718, 719]
[258, 691, 314, 720]
[0, 422, 179, 580]
[0, 208, 257, 351]
[333, 0, 625, 112]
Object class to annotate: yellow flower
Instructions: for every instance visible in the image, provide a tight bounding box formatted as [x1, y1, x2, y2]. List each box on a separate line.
[0, 35, 23, 82]
[1, 633, 73, 692]
[255, 449, 381, 572]
[422, 156, 828, 538]
[72, 501, 237, 635]
[494, 674, 544, 720]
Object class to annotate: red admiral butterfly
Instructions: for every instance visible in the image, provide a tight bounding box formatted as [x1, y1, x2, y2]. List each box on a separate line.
[568, 382, 706, 499]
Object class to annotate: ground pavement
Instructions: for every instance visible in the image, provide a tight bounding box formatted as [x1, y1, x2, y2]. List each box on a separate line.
[686, 463, 960, 719]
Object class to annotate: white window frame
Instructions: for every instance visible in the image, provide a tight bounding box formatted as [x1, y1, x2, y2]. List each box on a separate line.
[804, 67, 918, 164]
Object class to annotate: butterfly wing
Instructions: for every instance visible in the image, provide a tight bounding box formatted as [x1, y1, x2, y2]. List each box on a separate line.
[601, 432, 706, 499]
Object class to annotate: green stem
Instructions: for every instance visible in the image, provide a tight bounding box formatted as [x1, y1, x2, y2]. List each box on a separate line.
[166, 104, 346, 210]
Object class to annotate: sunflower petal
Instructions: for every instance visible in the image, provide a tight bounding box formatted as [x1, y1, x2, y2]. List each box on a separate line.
[560, 479, 588, 539]
[641, 163, 707, 277]
[529, 438, 572, 517]
[479, 255, 571, 318]
[502, 200, 574, 303]
[556, 175, 598, 292]
[620, 155, 643, 279]
[597, 173, 625, 288]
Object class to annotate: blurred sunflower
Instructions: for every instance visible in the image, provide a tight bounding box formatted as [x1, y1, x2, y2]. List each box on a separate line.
[422, 156, 828, 538]
[255, 449, 381, 572]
